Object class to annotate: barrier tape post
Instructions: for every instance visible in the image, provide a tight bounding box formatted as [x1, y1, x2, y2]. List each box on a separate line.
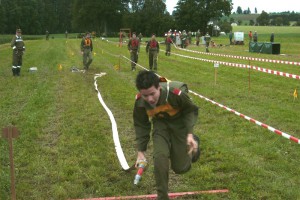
[2, 126, 19, 200]
[214, 63, 219, 85]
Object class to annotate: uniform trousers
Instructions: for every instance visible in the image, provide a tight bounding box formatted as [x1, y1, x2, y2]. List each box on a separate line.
[152, 117, 192, 200]
[148, 50, 158, 70]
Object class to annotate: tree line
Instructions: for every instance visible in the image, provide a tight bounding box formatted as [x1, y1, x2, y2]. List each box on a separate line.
[0, 0, 231, 36]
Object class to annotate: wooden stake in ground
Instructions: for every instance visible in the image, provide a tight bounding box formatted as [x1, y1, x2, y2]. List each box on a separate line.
[214, 63, 219, 85]
[2, 126, 20, 200]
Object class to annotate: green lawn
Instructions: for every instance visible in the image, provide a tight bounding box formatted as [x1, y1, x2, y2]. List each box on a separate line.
[1, 27, 300, 199]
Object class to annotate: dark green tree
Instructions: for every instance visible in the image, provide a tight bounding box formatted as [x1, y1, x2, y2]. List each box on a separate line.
[256, 10, 269, 26]
[72, 0, 128, 34]
[174, 0, 231, 34]
[236, 6, 242, 14]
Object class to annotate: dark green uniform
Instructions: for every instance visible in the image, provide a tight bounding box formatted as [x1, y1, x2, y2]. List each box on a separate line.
[204, 33, 211, 52]
[133, 81, 199, 200]
[11, 29, 25, 76]
[81, 33, 93, 70]
[196, 30, 201, 46]
[128, 35, 140, 71]
[146, 37, 159, 71]
[165, 36, 172, 56]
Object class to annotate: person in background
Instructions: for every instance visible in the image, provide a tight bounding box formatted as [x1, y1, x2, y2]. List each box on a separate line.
[46, 30, 49, 40]
[248, 31, 253, 42]
[146, 34, 159, 71]
[138, 32, 143, 42]
[11, 28, 25, 76]
[196, 29, 201, 46]
[133, 70, 200, 200]
[270, 32, 275, 43]
[253, 31, 258, 42]
[204, 32, 211, 52]
[229, 31, 233, 45]
[80, 32, 93, 71]
[127, 32, 140, 71]
[165, 33, 172, 56]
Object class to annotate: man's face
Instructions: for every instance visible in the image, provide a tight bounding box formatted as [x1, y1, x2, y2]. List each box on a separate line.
[140, 85, 161, 106]
[16, 32, 21, 36]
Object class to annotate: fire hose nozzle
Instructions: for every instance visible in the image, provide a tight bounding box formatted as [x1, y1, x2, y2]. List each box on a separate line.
[133, 159, 147, 185]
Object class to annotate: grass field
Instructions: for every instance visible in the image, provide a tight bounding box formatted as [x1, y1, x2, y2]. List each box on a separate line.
[1, 26, 300, 200]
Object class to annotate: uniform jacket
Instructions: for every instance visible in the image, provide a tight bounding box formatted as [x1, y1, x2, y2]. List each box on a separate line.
[11, 35, 25, 55]
[133, 82, 199, 151]
[81, 37, 93, 51]
[128, 37, 140, 52]
[146, 39, 159, 53]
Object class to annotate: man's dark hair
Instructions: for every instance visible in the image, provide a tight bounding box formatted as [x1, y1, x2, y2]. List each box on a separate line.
[136, 70, 159, 91]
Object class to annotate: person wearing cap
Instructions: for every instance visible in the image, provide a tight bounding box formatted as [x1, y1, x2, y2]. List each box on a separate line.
[133, 70, 200, 200]
[146, 34, 159, 71]
[127, 32, 140, 71]
[11, 28, 25, 76]
[80, 32, 93, 71]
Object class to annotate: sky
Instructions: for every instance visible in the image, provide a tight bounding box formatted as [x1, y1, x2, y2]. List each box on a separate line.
[166, 0, 300, 14]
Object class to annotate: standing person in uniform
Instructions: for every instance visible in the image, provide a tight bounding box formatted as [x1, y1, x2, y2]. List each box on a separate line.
[248, 31, 253, 42]
[229, 31, 233, 45]
[11, 28, 25, 76]
[138, 32, 143, 42]
[165, 34, 172, 56]
[253, 31, 258, 42]
[128, 32, 140, 71]
[270, 32, 275, 43]
[133, 70, 200, 200]
[146, 34, 159, 71]
[195, 29, 201, 46]
[46, 30, 50, 40]
[81, 32, 93, 71]
[204, 33, 211, 52]
[65, 30, 68, 38]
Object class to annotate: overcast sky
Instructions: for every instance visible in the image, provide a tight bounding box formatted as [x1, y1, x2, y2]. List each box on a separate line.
[166, 0, 300, 14]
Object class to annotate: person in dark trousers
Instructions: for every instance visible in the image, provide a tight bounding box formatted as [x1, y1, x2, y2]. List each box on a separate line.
[128, 32, 140, 71]
[46, 30, 49, 40]
[133, 70, 200, 200]
[229, 31, 233, 45]
[146, 34, 159, 71]
[248, 31, 253, 42]
[11, 28, 25, 76]
[253, 31, 258, 42]
[80, 32, 93, 71]
[196, 29, 201, 46]
[165, 34, 172, 56]
[270, 32, 275, 43]
[204, 33, 211, 52]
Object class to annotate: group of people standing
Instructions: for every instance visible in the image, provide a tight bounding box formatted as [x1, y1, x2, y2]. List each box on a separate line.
[248, 31, 275, 43]
[127, 32, 160, 71]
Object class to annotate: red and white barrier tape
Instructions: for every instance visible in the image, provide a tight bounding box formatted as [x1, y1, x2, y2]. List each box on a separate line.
[189, 90, 300, 144]
[72, 189, 229, 200]
[174, 43, 300, 66]
[172, 52, 300, 80]
[100, 45, 300, 145]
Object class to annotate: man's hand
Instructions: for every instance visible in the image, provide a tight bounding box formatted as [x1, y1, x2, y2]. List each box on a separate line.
[187, 133, 198, 155]
[135, 151, 146, 168]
